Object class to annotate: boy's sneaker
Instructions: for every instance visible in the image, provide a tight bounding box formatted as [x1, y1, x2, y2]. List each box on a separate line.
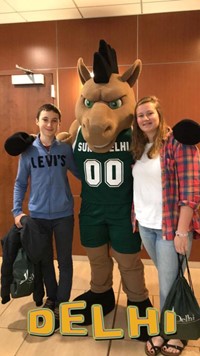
[42, 298, 55, 311]
[54, 306, 60, 332]
[35, 299, 43, 307]
[38, 298, 55, 324]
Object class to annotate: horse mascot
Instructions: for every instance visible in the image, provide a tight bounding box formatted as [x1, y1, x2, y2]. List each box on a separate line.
[4, 40, 200, 342]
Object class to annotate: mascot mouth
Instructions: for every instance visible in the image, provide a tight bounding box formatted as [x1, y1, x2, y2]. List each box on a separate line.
[93, 142, 111, 149]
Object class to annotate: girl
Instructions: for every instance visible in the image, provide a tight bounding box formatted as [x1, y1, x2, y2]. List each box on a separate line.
[131, 96, 200, 356]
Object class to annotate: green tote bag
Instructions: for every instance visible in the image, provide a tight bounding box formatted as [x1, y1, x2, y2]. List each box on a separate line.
[10, 247, 34, 298]
[160, 254, 200, 340]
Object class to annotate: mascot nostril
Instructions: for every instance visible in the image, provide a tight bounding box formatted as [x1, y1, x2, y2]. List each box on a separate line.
[4, 39, 200, 342]
[105, 125, 112, 133]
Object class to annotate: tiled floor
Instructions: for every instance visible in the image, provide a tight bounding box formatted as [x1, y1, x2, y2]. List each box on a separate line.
[0, 256, 200, 356]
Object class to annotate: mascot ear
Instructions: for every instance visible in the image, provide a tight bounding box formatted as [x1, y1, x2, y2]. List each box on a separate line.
[4, 132, 35, 156]
[172, 119, 200, 145]
[77, 58, 91, 85]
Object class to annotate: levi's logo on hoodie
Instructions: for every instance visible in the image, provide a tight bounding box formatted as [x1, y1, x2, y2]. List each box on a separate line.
[31, 155, 66, 168]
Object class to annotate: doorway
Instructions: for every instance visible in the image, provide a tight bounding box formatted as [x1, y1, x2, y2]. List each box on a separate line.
[0, 71, 55, 249]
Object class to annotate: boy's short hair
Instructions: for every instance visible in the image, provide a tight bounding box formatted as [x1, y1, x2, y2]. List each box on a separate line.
[36, 103, 61, 121]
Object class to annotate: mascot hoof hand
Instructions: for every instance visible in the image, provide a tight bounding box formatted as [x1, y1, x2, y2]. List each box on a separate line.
[56, 131, 72, 143]
[127, 298, 153, 341]
[4, 132, 35, 156]
[173, 119, 200, 145]
[72, 288, 115, 325]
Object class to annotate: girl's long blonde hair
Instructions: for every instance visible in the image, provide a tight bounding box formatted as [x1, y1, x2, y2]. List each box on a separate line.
[131, 96, 170, 160]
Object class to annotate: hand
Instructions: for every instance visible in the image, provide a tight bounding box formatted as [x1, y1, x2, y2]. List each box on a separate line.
[14, 213, 26, 228]
[174, 235, 188, 255]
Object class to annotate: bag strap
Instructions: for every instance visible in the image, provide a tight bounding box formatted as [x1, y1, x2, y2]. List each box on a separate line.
[177, 253, 194, 293]
[177, 253, 184, 277]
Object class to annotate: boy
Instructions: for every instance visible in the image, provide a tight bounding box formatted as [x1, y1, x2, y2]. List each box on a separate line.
[13, 103, 80, 332]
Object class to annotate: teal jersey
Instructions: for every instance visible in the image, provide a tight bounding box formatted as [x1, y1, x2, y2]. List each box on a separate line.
[73, 128, 134, 204]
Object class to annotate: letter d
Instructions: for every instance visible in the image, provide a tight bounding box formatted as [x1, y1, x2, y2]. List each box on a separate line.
[27, 309, 54, 336]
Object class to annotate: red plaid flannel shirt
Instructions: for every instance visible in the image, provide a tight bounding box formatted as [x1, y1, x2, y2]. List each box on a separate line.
[132, 133, 200, 240]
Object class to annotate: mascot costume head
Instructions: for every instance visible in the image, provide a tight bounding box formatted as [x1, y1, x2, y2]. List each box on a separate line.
[4, 40, 200, 342]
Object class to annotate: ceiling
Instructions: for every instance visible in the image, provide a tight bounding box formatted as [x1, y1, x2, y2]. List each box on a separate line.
[0, 0, 199, 24]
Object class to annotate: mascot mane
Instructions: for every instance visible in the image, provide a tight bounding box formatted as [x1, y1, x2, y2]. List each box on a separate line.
[93, 39, 119, 83]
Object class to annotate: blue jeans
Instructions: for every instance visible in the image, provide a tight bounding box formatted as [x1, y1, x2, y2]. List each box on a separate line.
[138, 224, 193, 311]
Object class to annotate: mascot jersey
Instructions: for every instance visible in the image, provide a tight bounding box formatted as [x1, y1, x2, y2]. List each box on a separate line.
[73, 127, 133, 204]
[73, 126, 141, 253]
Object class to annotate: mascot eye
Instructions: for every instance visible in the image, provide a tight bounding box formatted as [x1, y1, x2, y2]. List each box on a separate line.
[84, 99, 94, 108]
[108, 99, 122, 109]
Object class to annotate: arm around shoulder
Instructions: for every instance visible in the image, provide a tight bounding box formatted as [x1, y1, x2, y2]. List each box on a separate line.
[57, 120, 79, 145]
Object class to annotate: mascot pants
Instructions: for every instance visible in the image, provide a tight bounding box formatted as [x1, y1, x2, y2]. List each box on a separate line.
[86, 244, 149, 302]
